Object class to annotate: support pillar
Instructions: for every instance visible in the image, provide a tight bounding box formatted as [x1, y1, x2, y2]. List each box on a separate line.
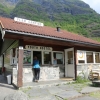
[17, 40, 23, 87]
[74, 47, 77, 80]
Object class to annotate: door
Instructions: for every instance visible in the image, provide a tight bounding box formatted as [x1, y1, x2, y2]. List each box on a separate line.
[65, 48, 75, 79]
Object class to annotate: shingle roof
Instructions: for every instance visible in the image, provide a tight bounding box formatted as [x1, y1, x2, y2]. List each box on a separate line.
[0, 16, 100, 45]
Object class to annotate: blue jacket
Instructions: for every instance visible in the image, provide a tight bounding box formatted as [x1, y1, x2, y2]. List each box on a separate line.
[33, 60, 40, 68]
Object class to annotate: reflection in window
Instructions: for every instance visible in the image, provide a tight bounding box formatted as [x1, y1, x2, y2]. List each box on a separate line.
[86, 52, 93, 63]
[78, 60, 85, 63]
[67, 51, 73, 64]
[23, 50, 31, 64]
[44, 51, 51, 64]
[53, 52, 63, 64]
[95, 53, 100, 63]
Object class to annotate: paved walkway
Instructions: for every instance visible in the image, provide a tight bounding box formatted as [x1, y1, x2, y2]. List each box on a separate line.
[0, 75, 16, 100]
[1, 75, 100, 100]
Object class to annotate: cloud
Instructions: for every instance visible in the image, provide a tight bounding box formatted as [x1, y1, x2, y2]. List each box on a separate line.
[81, 0, 100, 14]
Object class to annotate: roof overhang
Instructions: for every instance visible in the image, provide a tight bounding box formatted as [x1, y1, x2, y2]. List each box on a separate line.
[4, 29, 100, 48]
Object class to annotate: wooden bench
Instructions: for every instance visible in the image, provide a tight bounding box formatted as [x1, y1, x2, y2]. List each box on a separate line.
[88, 71, 99, 81]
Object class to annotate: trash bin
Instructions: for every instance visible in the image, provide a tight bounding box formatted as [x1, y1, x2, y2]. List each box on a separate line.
[7, 75, 11, 85]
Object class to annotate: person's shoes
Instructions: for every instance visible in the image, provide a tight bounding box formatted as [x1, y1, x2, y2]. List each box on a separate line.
[36, 80, 39, 82]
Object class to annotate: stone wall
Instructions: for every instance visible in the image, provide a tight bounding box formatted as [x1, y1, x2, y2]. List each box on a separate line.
[12, 65, 65, 84]
[77, 64, 100, 79]
[12, 67, 17, 86]
[22, 66, 60, 83]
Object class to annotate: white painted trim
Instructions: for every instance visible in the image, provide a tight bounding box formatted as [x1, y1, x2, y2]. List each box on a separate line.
[52, 51, 64, 65]
[77, 50, 100, 65]
[0, 25, 5, 39]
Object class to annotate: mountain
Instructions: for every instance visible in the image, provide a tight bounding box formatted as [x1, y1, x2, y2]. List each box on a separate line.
[0, 0, 100, 41]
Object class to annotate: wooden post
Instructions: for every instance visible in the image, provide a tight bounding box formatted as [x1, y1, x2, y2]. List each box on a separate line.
[74, 47, 77, 80]
[17, 40, 23, 87]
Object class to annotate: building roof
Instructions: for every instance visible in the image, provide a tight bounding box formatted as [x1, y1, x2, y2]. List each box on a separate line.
[0, 16, 100, 45]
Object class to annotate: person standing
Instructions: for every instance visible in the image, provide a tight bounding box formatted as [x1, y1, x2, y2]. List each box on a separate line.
[33, 56, 40, 82]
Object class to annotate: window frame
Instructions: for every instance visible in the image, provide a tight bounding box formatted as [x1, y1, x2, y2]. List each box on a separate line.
[52, 51, 64, 65]
[77, 50, 100, 65]
[23, 49, 32, 65]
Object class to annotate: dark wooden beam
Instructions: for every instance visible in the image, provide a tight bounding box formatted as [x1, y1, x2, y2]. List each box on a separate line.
[74, 48, 77, 80]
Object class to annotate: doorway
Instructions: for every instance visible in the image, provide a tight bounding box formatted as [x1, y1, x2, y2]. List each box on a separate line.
[33, 51, 42, 64]
[65, 48, 75, 79]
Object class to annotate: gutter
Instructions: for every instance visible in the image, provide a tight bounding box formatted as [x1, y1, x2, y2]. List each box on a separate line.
[5, 29, 100, 47]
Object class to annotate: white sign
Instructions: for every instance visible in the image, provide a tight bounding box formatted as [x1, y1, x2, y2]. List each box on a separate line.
[77, 50, 85, 60]
[14, 17, 44, 26]
[19, 46, 23, 50]
[25, 45, 52, 51]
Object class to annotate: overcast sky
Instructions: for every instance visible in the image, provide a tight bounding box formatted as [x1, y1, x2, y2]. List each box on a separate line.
[81, 0, 100, 14]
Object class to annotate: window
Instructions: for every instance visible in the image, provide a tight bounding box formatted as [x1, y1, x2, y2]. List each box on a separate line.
[86, 52, 93, 63]
[77, 50, 85, 64]
[23, 50, 31, 64]
[43, 51, 51, 64]
[10, 48, 16, 65]
[78, 60, 85, 63]
[68, 51, 73, 64]
[33, 51, 42, 64]
[95, 53, 100, 63]
[53, 52, 63, 64]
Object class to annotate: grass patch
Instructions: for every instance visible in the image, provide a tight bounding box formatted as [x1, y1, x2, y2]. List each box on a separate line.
[75, 76, 90, 84]
[20, 87, 31, 93]
[89, 91, 100, 99]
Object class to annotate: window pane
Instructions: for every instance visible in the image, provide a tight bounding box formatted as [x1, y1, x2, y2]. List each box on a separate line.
[86, 52, 93, 63]
[23, 50, 31, 64]
[78, 60, 85, 63]
[44, 51, 51, 64]
[33, 51, 42, 64]
[53, 52, 63, 64]
[68, 51, 73, 64]
[95, 53, 100, 63]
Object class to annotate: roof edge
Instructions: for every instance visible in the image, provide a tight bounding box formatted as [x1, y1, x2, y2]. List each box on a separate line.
[5, 29, 100, 47]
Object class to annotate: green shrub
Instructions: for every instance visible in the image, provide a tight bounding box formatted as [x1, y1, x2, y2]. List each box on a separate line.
[75, 76, 89, 83]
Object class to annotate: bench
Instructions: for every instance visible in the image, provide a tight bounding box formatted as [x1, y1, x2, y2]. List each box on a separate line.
[88, 71, 99, 81]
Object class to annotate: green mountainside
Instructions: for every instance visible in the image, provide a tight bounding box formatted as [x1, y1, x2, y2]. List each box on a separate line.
[0, 0, 100, 41]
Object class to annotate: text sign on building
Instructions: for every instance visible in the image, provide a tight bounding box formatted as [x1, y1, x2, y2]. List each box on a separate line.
[14, 17, 44, 26]
[77, 50, 85, 60]
[25, 45, 52, 51]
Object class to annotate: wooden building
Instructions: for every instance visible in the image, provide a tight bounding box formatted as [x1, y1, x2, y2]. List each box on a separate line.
[0, 17, 100, 87]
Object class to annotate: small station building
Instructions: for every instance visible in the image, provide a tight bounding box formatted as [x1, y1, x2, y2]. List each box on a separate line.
[0, 17, 100, 87]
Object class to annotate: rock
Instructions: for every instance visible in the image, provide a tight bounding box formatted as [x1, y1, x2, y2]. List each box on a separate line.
[4, 91, 29, 100]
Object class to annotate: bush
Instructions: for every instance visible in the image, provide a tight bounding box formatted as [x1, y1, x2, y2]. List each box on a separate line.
[75, 76, 89, 83]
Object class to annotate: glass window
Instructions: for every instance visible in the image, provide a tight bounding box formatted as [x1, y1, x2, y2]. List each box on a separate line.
[23, 50, 31, 64]
[77, 50, 85, 64]
[86, 52, 93, 63]
[95, 53, 100, 63]
[78, 60, 85, 63]
[67, 51, 73, 64]
[33, 51, 42, 64]
[43, 51, 51, 64]
[53, 52, 63, 64]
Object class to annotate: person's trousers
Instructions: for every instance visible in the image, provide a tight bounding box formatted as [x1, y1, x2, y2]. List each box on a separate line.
[33, 68, 40, 80]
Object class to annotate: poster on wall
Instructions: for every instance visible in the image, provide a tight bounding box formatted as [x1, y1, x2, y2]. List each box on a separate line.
[23, 50, 31, 64]
[77, 50, 85, 60]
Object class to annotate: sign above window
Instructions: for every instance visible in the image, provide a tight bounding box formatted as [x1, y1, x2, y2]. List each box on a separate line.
[25, 45, 52, 51]
[14, 17, 44, 27]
